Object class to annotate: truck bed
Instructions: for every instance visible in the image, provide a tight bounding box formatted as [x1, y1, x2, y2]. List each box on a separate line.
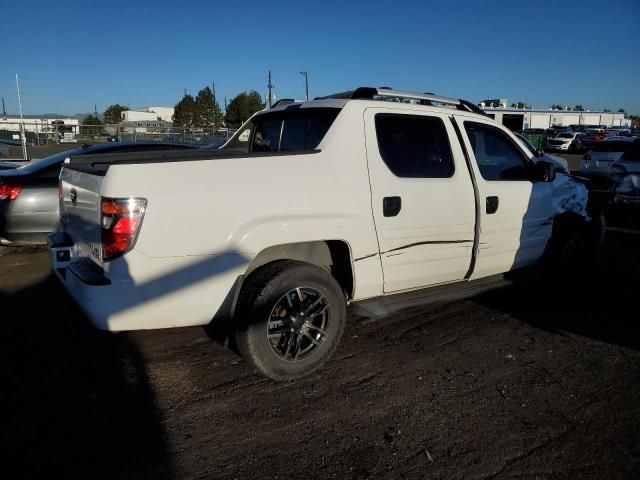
[63, 148, 320, 175]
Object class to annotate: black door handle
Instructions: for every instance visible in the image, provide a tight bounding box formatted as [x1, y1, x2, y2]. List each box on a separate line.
[383, 196, 402, 217]
[486, 196, 499, 214]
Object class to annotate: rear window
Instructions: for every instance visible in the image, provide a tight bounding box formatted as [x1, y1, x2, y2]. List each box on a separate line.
[224, 108, 340, 153]
[18, 149, 83, 174]
[592, 141, 634, 152]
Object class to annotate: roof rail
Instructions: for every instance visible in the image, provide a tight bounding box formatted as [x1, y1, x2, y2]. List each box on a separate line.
[315, 87, 487, 116]
[271, 99, 297, 108]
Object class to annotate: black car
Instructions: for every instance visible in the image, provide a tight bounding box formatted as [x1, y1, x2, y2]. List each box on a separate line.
[0, 142, 195, 245]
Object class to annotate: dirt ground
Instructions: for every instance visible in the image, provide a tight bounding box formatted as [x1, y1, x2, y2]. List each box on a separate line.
[1, 229, 639, 479]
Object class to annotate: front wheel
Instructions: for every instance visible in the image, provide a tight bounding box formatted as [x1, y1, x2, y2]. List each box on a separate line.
[235, 261, 346, 381]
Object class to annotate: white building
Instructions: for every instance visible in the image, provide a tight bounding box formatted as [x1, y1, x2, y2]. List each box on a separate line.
[482, 106, 629, 131]
[0, 116, 79, 135]
[121, 106, 174, 123]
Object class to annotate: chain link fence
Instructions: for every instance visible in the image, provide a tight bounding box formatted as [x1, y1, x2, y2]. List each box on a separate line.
[116, 125, 234, 146]
[1, 121, 235, 148]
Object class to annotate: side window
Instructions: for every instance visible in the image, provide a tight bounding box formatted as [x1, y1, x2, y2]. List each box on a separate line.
[252, 118, 282, 152]
[374, 114, 454, 178]
[464, 122, 530, 181]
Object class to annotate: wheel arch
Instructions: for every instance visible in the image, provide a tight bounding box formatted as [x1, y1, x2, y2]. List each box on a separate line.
[244, 240, 355, 300]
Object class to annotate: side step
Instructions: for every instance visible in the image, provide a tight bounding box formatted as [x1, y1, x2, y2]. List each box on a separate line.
[352, 273, 517, 318]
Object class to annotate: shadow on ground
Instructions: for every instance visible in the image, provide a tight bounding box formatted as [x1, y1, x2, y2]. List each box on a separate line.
[0, 273, 172, 479]
[474, 229, 640, 351]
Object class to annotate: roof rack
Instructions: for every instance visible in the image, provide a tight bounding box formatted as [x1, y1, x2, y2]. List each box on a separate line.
[315, 86, 487, 116]
[271, 99, 297, 108]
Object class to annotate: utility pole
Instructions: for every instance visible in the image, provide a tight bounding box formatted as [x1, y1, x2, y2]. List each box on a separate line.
[267, 70, 274, 107]
[300, 70, 309, 101]
[16, 74, 27, 161]
[1, 97, 6, 116]
[94, 104, 98, 117]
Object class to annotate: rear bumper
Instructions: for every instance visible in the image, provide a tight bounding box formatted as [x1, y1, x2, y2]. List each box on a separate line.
[0, 203, 59, 245]
[546, 143, 571, 151]
[48, 232, 248, 332]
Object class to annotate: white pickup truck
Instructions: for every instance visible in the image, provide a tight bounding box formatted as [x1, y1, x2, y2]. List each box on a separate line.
[49, 87, 597, 381]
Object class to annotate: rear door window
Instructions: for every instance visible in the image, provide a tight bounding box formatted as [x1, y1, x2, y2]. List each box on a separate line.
[374, 113, 454, 178]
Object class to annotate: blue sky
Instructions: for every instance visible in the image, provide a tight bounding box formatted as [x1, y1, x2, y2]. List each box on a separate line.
[1, 0, 639, 116]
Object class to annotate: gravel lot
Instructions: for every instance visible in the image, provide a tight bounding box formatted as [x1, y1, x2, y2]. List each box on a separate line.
[1, 229, 639, 479]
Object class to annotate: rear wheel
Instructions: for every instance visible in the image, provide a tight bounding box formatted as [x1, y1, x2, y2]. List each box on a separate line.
[235, 261, 346, 381]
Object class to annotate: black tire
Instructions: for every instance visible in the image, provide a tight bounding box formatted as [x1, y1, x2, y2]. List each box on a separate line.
[235, 260, 346, 381]
[544, 216, 594, 284]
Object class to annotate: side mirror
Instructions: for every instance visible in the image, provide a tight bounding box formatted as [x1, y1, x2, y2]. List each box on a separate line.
[531, 160, 556, 182]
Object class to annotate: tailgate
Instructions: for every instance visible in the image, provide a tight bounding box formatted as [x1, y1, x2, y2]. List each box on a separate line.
[60, 165, 104, 264]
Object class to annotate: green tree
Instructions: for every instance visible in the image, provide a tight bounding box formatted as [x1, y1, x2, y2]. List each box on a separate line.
[603, 109, 611, 113]
[103, 104, 128, 124]
[574, 104, 585, 111]
[550, 104, 563, 110]
[510, 102, 528, 109]
[82, 114, 102, 126]
[225, 90, 265, 128]
[618, 108, 626, 114]
[172, 94, 196, 128]
[194, 87, 223, 128]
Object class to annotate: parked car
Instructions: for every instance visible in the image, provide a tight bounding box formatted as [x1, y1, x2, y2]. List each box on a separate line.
[0, 142, 194, 245]
[580, 129, 607, 151]
[520, 128, 546, 135]
[514, 133, 569, 172]
[0, 161, 18, 170]
[611, 138, 640, 206]
[49, 86, 599, 381]
[607, 126, 631, 136]
[545, 132, 583, 152]
[578, 136, 637, 189]
[200, 141, 225, 149]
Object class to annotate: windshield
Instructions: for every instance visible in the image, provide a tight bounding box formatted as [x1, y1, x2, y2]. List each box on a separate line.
[558, 133, 573, 139]
[17, 148, 84, 174]
[592, 141, 633, 153]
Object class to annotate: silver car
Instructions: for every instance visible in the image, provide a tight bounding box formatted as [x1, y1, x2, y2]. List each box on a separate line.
[0, 142, 194, 245]
[612, 138, 640, 206]
[579, 136, 637, 175]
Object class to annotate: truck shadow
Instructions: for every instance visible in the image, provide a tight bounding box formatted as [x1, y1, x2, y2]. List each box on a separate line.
[473, 229, 640, 351]
[0, 274, 173, 479]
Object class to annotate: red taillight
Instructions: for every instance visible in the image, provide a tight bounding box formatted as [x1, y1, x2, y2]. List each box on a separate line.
[0, 184, 23, 201]
[101, 197, 147, 261]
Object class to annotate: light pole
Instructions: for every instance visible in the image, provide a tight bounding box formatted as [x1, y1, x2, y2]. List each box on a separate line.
[300, 70, 309, 101]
